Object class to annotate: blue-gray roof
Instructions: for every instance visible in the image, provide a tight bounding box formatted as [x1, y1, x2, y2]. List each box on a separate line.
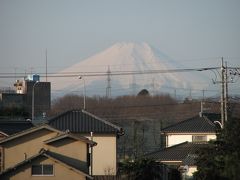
[161, 115, 217, 133]
[144, 142, 209, 165]
[48, 110, 124, 135]
[0, 120, 34, 135]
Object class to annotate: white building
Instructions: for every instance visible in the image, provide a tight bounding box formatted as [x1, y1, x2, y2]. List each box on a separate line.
[145, 113, 220, 178]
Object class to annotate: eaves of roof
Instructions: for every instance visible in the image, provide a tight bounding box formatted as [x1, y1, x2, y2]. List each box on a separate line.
[0, 120, 34, 135]
[0, 124, 63, 144]
[44, 132, 97, 147]
[144, 141, 209, 165]
[0, 149, 93, 179]
[161, 115, 216, 133]
[48, 109, 124, 135]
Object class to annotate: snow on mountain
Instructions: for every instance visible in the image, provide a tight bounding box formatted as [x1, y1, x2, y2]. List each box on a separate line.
[50, 42, 210, 97]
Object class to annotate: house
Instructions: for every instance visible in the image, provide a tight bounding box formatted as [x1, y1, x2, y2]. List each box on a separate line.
[0, 124, 96, 180]
[48, 109, 124, 177]
[145, 141, 209, 177]
[161, 113, 218, 147]
[0, 119, 34, 140]
[145, 113, 219, 177]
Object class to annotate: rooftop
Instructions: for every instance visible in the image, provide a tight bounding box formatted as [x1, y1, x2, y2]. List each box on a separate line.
[48, 109, 124, 135]
[161, 114, 218, 134]
[0, 120, 34, 135]
[144, 142, 209, 166]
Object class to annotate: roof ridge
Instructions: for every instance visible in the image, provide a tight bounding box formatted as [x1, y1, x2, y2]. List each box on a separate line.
[145, 141, 189, 156]
[202, 115, 216, 127]
[161, 116, 199, 131]
[82, 109, 123, 132]
[44, 132, 97, 146]
[0, 124, 63, 144]
[48, 110, 72, 123]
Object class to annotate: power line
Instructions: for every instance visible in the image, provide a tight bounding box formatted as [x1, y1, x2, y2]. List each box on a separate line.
[0, 67, 221, 78]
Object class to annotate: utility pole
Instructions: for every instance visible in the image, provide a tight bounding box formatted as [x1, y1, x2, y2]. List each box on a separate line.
[221, 58, 225, 127]
[202, 89, 205, 101]
[224, 61, 228, 122]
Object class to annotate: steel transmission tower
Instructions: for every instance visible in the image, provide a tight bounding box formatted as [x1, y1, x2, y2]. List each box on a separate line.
[106, 66, 111, 98]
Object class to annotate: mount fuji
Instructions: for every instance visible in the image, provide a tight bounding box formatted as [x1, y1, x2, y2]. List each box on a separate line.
[50, 42, 211, 98]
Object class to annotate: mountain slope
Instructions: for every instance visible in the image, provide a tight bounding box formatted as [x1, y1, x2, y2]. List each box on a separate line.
[50, 42, 209, 97]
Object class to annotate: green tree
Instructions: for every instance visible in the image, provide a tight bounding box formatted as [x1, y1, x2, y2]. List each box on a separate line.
[194, 117, 240, 180]
[120, 158, 163, 180]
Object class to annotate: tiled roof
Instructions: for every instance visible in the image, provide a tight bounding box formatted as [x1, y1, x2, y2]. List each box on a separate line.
[44, 132, 97, 147]
[0, 124, 63, 144]
[144, 142, 209, 165]
[46, 151, 89, 174]
[48, 110, 124, 135]
[0, 149, 93, 179]
[0, 120, 34, 135]
[161, 115, 216, 133]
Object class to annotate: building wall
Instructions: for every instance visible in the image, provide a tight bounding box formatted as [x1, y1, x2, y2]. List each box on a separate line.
[207, 134, 216, 141]
[0, 156, 86, 180]
[24, 81, 51, 118]
[0, 93, 24, 108]
[85, 134, 117, 176]
[46, 138, 88, 162]
[186, 166, 197, 177]
[167, 134, 216, 147]
[3, 129, 58, 170]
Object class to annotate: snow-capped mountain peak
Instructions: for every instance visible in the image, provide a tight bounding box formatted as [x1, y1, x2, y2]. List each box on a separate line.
[50, 42, 208, 97]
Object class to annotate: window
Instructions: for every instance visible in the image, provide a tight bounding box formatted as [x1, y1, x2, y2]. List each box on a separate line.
[32, 164, 53, 176]
[192, 135, 207, 142]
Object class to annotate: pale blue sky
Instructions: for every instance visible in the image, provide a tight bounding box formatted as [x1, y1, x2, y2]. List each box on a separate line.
[0, 0, 240, 88]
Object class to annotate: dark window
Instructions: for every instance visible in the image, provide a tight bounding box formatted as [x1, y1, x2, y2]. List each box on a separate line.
[192, 135, 207, 142]
[43, 164, 53, 175]
[32, 164, 53, 176]
[32, 165, 42, 175]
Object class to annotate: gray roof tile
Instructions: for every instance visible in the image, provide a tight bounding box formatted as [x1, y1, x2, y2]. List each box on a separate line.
[0, 120, 34, 135]
[161, 115, 216, 133]
[144, 142, 209, 165]
[48, 110, 124, 135]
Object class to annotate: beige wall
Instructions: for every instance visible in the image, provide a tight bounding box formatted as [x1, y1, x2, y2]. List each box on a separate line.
[3, 129, 58, 170]
[167, 135, 192, 147]
[46, 138, 88, 162]
[3, 131, 89, 171]
[207, 134, 216, 141]
[187, 166, 197, 177]
[167, 134, 216, 147]
[86, 134, 117, 176]
[1, 156, 86, 180]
